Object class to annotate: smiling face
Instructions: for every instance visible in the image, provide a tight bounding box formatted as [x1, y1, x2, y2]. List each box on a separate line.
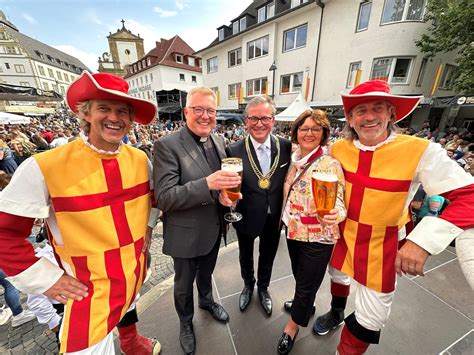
[85, 99, 132, 151]
[297, 117, 323, 157]
[245, 103, 275, 144]
[348, 100, 393, 146]
[184, 92, 217, 137]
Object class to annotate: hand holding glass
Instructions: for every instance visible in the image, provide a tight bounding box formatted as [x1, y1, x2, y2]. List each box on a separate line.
[221, 158, 243, 222]
[311, 172, 338, 243]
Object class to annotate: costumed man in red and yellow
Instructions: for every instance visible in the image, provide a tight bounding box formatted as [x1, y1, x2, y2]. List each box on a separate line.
[0, 72, 162, 354]
[312, 80, 474, 354]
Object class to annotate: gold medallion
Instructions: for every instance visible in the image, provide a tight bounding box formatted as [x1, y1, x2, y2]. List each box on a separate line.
[258, 177, 271, 189]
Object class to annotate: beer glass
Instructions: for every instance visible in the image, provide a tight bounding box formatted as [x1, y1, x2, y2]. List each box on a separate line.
[222, 157, 243, 222]
[311, 171, 338, 243]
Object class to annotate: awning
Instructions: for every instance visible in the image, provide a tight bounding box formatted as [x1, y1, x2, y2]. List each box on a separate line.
[275, 92, 312, 122]
[0, 112, 31, 124]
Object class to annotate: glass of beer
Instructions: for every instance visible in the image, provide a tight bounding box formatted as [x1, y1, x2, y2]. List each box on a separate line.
[221, 157, 243, 222]
[311, 171, 338, 243]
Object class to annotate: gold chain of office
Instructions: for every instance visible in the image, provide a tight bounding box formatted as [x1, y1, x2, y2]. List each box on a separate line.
[245, 135, 280, 190]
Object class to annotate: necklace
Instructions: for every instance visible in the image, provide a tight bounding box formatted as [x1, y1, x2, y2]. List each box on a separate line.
[245, 135, 280, 189]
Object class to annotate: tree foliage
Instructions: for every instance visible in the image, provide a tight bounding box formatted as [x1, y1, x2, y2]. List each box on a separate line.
[415, 0, 474, 94]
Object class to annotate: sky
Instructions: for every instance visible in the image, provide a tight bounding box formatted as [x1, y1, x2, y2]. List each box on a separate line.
[0, 0, 253, 71]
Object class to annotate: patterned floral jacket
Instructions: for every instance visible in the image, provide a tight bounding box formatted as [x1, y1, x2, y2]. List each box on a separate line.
[282, 146, 346, 244]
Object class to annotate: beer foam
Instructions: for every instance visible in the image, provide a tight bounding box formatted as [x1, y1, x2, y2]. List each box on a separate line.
[312, 171, 337, 182]
[222, 164, 243, 172]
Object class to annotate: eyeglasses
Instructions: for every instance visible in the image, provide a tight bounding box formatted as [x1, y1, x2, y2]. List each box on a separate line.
[246, 116, 273, 124]
[298, 127, 323, 135]
[188, 106, 217, 117]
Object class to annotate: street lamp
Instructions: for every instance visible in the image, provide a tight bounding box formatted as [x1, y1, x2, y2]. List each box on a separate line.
[269, 61, 277, 99]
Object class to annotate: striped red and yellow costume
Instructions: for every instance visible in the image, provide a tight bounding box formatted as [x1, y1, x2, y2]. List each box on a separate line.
[33, 139, 151, 352]
[330, 135, 430, 293]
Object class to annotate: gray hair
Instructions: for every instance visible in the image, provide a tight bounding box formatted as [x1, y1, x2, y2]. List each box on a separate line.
[244, 95, 276, 116]
[342, 101, 400, 141]
[186, 87, 217, 106]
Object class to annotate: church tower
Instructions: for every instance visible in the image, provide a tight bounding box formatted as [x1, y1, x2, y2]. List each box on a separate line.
[98, 19, 144, 77]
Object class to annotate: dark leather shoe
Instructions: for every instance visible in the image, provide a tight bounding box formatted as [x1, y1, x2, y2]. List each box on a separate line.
[277, 329, 299, 354]
[258, 289, 272, 315]
[283, 299, 315, 315]
[199, 302, 230, 323]
[179, 323, 195, 355]
[239, 286, 253, 311]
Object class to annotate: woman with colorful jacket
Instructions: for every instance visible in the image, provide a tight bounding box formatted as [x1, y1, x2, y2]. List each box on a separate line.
[277, 109, 346, 354]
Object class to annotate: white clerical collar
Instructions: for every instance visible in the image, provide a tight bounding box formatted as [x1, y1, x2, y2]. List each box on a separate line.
[80, 131, 122, 155]
[353, 131, 397, 151]
[249, 134, 271, 152]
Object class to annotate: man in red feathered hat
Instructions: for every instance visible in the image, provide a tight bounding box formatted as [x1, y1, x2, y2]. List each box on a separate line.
[0, 72, 161, 354]
[312, 80, 474, 354]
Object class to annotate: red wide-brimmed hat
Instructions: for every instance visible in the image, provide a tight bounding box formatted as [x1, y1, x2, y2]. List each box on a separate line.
[66, 71, 157, 125]
[341, 80, 422, 122]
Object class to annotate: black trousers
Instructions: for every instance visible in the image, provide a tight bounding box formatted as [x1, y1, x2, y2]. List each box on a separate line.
[172, 236, 221, 325]
[237, 215, 281, 290]
[287, 238, 334, 327]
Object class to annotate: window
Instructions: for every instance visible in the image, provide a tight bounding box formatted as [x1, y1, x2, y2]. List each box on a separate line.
[240, 17, 247, 31]
[140, 77, 143, 85]
[56, 71, 63, 80]
[381, 0, 426, 24]
[192, 75, 197, 83]
[142, 60, 146, 68]
[283, 24, 307, 52]
[232, 21, 239, 35]
[229, 83, 241, 99]
[346, 62, 362, 88]
[38, 65, 45, 76]
[14, 64, 25, 73]
[188, 57, 195, 66]
[179, 73, 185, 81]
[150, 73, 153, 82]
[60, 86, 65, 94]
[357, 2, 372, 32]
[439, 64, 458, 90]
[228, 48, 242, 67]
[415, 58, 428, 86]
[258, 7, 266, 23]
[0, 32, 6, 40]
[267, 2, 275, 18]
[43, 82, 49, 90]
[52, 84, 58, 92]
[125, 49, 131, 55]
[145, 75, 148, 83]
[280, 72, 303, 93]
[247, 36, 269, 60]
[19, 82, 29, 87]
[138, 61, 142, 70]
[5, 46, 16, 54]
[207, 57, 218, 73]
[5, 63, 10, 69]
[176, 54, 183, 64]
[64, 73, 69, 82]
[210, 87, 219, 95]
[48, 68, 54, 78]
[218, 28, 225, 41]
[291, 0, 308, 8]
[370, 57, 413, 84]
[247, 77, 268, 96]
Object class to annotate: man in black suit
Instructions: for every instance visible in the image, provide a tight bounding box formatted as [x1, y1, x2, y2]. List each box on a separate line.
[226, 96, 292, 315]
[153, 87, 241, 355]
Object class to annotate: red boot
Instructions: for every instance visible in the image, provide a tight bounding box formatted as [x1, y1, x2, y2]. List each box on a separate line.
[337, 325, 370, 355]
[118, 323, 161, 355]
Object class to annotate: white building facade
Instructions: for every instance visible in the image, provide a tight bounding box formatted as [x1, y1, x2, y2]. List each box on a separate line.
[197, 0, 466, 130]
[0, 11, 88, 95]
[124, 36, 203, 107]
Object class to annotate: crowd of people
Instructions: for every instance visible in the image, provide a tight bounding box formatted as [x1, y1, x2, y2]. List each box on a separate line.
[0, 72, 473, 355]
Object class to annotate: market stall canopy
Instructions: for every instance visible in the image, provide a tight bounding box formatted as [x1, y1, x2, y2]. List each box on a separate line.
[275, 92, 312, 122]
[0, 111, 31, 124]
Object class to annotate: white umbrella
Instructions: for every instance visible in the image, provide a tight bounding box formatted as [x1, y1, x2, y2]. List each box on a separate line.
[0, 112, 32, 124]
[275, 92, 312, 122]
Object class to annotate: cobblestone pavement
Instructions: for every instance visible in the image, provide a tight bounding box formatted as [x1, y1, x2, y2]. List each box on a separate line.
[0, 225, 238, 354]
